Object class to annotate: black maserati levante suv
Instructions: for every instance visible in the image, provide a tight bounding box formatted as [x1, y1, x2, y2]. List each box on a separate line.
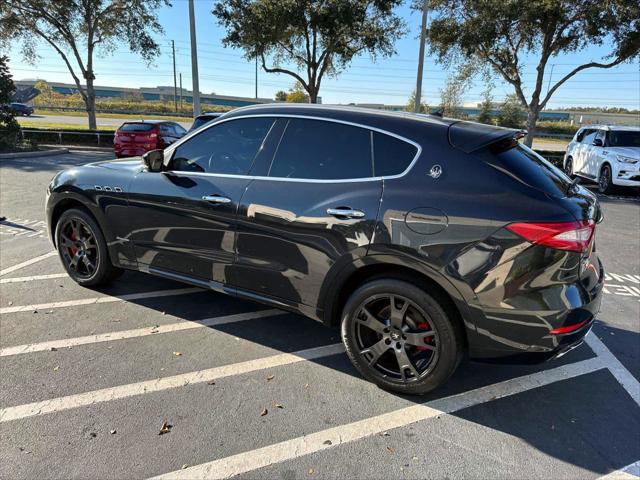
[46, 104, 604, 394]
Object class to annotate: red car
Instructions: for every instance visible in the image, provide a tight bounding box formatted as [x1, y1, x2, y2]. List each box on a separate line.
[113, 121, 187, 158]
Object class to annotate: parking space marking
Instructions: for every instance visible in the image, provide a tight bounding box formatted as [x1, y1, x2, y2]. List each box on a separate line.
[0, 251, 57, 276]
[153, 357, 604, 480]
[586, 334, 640, 406]
[0, 309, 284, 357]
[597, 460, 640, 479]
[0, 287, 202, 314]
[0, 343, 344, 423]
[0, 273, 68, 284]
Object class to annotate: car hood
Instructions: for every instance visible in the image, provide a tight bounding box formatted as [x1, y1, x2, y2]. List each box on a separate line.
[87, 157, 144, 172]
[605, 146, 639, 159]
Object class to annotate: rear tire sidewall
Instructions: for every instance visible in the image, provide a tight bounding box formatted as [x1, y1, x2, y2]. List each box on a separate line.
[55, 208, 115, 287]
[341, 279, 461, 395]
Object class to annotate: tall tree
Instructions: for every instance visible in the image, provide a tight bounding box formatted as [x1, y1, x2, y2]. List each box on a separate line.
[404, 89, 428, 113]
[476, 78, 494, 124]
[286, 82, 310, 103]
[213, 0, 406, 103]
[1, 0, 170, 129]
[497, 93, 526, 128]
[0, 56, 20, 150]
[274, 90, 288, 102]
[426, 0, 640, 146]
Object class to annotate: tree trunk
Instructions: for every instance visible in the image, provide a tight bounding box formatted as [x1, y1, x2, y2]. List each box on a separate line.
[524, 109, 539, 147]
[85, 74, 97, 130]
[307, 83, 318, 104]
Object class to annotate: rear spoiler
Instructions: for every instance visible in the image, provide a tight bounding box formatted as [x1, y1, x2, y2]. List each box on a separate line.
[448, 121, 522, 154]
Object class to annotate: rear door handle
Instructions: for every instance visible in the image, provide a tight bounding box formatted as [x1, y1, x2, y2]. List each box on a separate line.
[202, 195, 231, 204]
[327, 208, 365, 219]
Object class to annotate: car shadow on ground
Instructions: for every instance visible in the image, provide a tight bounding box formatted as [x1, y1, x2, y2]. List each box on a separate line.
[0, 152, 111, 174]
[84, 269, 640, 476]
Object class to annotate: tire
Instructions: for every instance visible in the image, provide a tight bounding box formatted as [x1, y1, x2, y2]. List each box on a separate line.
[564, 157, 574, 178]
[341, 279, 463, 395]
[54, 208, 122, 287]
[598, 164, 614, 194]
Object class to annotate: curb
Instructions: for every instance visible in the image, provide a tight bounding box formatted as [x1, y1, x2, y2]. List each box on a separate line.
[0, 149, 69, 159]
[40, 144, 114, 153]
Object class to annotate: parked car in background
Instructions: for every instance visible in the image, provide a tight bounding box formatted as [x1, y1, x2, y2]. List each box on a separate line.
[114, 120, 187, 158]
[564, 125, 640, 193]
[46, 104, 604, 395]
[8, 102, 34, 116]
[189, 112, 224, 131]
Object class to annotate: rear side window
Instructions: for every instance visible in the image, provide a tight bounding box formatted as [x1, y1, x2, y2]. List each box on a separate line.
[269, 119, 372, 180]
[119, 123, 156, 132]
[171, 118, 274, 174]
[373, 133, 418, 176]
[489, 140, 571, 198]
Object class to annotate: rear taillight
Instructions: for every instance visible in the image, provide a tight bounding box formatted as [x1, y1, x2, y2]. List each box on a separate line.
[506, 220, 595, 253]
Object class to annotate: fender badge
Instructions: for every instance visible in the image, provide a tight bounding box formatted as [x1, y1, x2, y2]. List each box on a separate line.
[428, 165, 442, 179]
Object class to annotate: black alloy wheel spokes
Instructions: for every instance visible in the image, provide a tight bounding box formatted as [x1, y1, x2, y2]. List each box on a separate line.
[60, 218, 99, 278]
[353, 294, 439, 383]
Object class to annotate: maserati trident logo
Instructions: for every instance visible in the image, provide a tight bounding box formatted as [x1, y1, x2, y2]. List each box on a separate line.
[428, 165, 442, 179]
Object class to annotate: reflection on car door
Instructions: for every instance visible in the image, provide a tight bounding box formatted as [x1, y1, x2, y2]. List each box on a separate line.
[231, 118, 383, 313]
[125, 117, 277, 286]
[574, 129, 595, 174]
[585, 129, 605, 178]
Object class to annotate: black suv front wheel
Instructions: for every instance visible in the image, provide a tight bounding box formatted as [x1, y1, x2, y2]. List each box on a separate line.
[55, 208, 122, 287]
[341, 279, 462, 395]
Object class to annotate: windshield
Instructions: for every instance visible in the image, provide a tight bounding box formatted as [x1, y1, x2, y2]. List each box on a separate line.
[608, 130, 640, 147]
[119, 123, 156, 132]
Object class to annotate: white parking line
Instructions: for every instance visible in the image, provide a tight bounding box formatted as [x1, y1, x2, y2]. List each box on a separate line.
[0, 251, 57, 276]
[0, 287, 202, 314]
[586, 334, 640, 406]
[152, 357, 604, 480]
[0, 309, 284, 357]
[597, 460, 640, 479]
[0, 273, 67, 284]
[0, 343, 345, 423]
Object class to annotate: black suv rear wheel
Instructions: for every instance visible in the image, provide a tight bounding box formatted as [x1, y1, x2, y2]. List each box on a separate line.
[341, 279, 462, 395]
[55, 209, 122, 287]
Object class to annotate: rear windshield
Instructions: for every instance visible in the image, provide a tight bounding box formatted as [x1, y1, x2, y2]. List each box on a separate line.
[487, 139, 572, 198]
[608, 130, 640, 147]
[191, 117, 214, 130]
[119, 123, 156, 132]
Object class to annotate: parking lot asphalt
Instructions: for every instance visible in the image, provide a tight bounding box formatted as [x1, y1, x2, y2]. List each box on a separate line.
[1, 151, 638, 479]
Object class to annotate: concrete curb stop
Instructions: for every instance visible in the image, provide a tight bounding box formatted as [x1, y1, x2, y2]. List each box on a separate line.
[0, 149, 69, 160]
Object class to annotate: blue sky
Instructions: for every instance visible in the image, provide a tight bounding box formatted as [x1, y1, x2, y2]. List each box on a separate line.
[5, 0, 640, 109]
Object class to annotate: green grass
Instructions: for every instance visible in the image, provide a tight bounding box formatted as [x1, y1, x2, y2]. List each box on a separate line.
[17, 120, 116, 131]
[34, 109, 192, 123]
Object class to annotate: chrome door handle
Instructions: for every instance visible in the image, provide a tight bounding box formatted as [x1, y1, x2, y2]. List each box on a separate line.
[327, 208, 365, 219]
[202, 195, 231, 204]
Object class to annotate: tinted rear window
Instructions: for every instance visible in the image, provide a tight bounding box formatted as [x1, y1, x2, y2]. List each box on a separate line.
[373, 133, 417, 176]
[269, 119, 372, 180]
[119, 123, 156, 132]
[489, 140, 571, 198]
[608, 130, 640, 147]
[191, 117, 215, 130]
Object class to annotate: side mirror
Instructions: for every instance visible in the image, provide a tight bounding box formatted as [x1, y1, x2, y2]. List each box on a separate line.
[593, 138, 603, 147]
[142, 149, 164, 172]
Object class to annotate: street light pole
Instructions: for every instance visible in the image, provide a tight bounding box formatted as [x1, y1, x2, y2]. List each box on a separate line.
[255, 57, 258, 99]
[172, 40, 177, 113]
[414, 0, 429, 113]
[188, 0, 201, 117]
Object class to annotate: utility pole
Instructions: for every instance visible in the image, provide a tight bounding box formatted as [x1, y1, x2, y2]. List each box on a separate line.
[188, 0, 201, 117]
[255, 57, 258, 99]
[172, 40, 177, 113]
[179, 73, 183, 110]
[414, 0, 429, 113]
[545, 64, 555, 97]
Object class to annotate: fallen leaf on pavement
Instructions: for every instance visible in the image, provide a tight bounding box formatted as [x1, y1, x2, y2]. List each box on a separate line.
[181, 465, 188, 470]
[386, 446, 395, 454]
[207, 380, 216, 386]
[173, 351, 182, 356]
[274, 403, 284, 409]
[159, 421, 172, 435]
[53, 366, 59, 371]
[304, 383, 309, 388]
[50, 347, 57, 352]
[110, 430, 116, 435]
[323, 440, 332, 445]
[266, 375, 274, 381]
[308, 469, 314, 475]
[260, 408, 268, 416]
[380, 432, 390, 437]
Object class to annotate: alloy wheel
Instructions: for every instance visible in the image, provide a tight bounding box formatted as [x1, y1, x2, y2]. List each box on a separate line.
[351, 294, 440, 383]
[59, 217, 99, 279]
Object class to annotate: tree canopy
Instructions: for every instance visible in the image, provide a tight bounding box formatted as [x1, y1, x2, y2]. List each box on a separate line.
[213, 0, 406, 103]
[0, 56, 20, 150]
[427, 0, 640, 145]
[1, 0, 170, 129]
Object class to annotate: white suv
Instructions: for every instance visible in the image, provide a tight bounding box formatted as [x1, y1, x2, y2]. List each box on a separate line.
[563, 125, 640, 193]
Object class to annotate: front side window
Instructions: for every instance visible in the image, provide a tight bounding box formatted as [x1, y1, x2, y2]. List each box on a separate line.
[581, 129, 597, 145]
[269, 119, 372, 180]
[171, 118, 274, 174]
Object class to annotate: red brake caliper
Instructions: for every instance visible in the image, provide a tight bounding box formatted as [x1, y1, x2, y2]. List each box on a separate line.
[69, 231, 77, 257]
[416, 322, 433, 352]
